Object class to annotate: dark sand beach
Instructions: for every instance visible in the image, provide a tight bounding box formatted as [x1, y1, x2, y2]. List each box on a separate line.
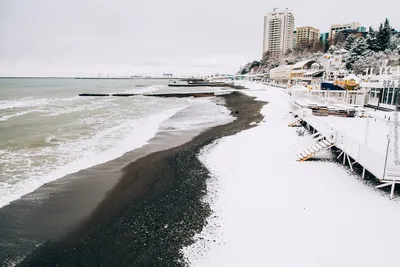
[1, 92, 265, 267]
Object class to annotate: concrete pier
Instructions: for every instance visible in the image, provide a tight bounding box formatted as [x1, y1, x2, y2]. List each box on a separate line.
[78, 92, 225, 98]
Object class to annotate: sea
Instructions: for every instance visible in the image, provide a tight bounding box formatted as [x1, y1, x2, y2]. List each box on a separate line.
[0, 78, 234, 209]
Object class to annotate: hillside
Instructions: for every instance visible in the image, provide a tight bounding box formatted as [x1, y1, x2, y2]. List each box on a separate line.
[239, 19, 400, 76]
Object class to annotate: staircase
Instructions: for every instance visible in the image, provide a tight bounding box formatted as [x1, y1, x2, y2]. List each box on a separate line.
[288, 118, 302, 127]
[288, 109, 305, 127]
[297, 139, 334, 162]
[384, 166, 400, 181]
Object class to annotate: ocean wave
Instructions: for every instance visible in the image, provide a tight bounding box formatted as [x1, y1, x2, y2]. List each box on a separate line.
[0, 86, 160, 112]
[0, 96, 83, 111]
[41, 103, 114, 117]
[0, 90, 235, 209]
[0, 98, 50, 110]
[45, 135, 56, 144]
[121, 85, 165, 94]
[159, 98, 235, 131]
[0, 110, 37, 122]
[0, 105, 188, 208]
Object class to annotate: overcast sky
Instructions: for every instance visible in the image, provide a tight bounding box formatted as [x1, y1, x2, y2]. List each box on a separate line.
[0, 0, 399, 77]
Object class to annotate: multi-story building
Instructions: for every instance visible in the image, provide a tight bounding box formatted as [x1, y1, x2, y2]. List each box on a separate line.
[262, 8, 295, 55]
[339, 29, 368, 39]
[358, 26, 367, 33]
[329, 22, 361, 38]
[320, 32, 329, 43]
[295, 26, 320, 47]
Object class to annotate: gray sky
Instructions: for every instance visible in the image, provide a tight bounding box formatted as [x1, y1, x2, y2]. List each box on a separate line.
[0, 0, 399, 77]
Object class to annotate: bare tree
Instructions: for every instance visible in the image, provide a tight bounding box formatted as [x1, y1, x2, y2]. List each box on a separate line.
[333, 32, 346, 47]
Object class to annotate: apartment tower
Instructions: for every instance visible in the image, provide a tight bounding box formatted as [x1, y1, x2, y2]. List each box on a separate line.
[295, 26, 320, 47]
[262, 8, 295, 55]
[329, 22, 361, 38]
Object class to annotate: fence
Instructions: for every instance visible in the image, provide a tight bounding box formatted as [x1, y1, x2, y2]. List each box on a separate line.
[290, 89, 366, 107]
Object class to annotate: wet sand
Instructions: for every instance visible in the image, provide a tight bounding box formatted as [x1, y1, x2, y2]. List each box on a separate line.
[1, 92, 265, 267]
[0, 130, 202, 266]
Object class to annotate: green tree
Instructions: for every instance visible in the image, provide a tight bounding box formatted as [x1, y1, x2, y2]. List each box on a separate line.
[377, 19, 392, 51]
[366, 27, 380, 52]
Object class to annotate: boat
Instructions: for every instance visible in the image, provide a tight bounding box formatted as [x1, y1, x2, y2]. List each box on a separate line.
[168, 78, 233, 87]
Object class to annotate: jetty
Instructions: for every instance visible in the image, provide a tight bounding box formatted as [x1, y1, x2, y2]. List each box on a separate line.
[289, 88, 400, 198]
[79, 93, 110, 97]
[78, 90, 234, 98]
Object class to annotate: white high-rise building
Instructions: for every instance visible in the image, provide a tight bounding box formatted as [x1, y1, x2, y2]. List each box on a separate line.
[262, 8, 295, 55]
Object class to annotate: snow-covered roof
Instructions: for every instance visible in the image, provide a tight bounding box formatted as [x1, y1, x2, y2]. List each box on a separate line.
[304, 70, 325, 76]
[292, 60, 317, 69]
[270, 65, 292, 72]
[334, 48, 349, 55]
[343, 74, 361, 83]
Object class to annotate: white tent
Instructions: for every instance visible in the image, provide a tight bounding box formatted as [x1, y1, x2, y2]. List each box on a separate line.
[343, 74, 361, 83]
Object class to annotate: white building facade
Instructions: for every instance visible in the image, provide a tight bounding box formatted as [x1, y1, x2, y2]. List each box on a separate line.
[361, 66, 400, 108]
[269, 65, 292, 83]
[262, 8, 295, 55]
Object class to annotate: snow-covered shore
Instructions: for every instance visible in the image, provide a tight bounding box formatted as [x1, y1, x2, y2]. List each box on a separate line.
[184, 83, 400, 267]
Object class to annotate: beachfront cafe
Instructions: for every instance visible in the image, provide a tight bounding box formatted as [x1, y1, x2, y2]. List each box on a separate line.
[270, 60, 324, 85]
[361, 66, 400, 110]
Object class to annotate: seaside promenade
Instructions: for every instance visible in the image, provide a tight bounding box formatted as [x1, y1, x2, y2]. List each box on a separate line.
[184, 83, 400, 266]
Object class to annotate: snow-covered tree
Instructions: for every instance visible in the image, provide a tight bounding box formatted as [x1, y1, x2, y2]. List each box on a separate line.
[328, 44, 338, 54]
[238, 60, 262, 75]
[389, 35, 400, 51]
[345, 35, 356, 51]
[387, 50, 400, 66]
[260, 51, 282, 71]
[352, 52, 388, 74]
[345, 37, 370, 69]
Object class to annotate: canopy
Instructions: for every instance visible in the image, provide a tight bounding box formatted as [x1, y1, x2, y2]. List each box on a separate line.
[343, 74, 360, 83]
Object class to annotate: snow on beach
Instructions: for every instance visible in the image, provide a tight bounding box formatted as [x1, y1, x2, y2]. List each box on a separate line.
[184, 83, 400, 266]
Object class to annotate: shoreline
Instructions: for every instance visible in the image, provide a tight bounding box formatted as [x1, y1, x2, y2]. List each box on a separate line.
[2, 92, 266, 266]
[0, 125, 206, 265]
